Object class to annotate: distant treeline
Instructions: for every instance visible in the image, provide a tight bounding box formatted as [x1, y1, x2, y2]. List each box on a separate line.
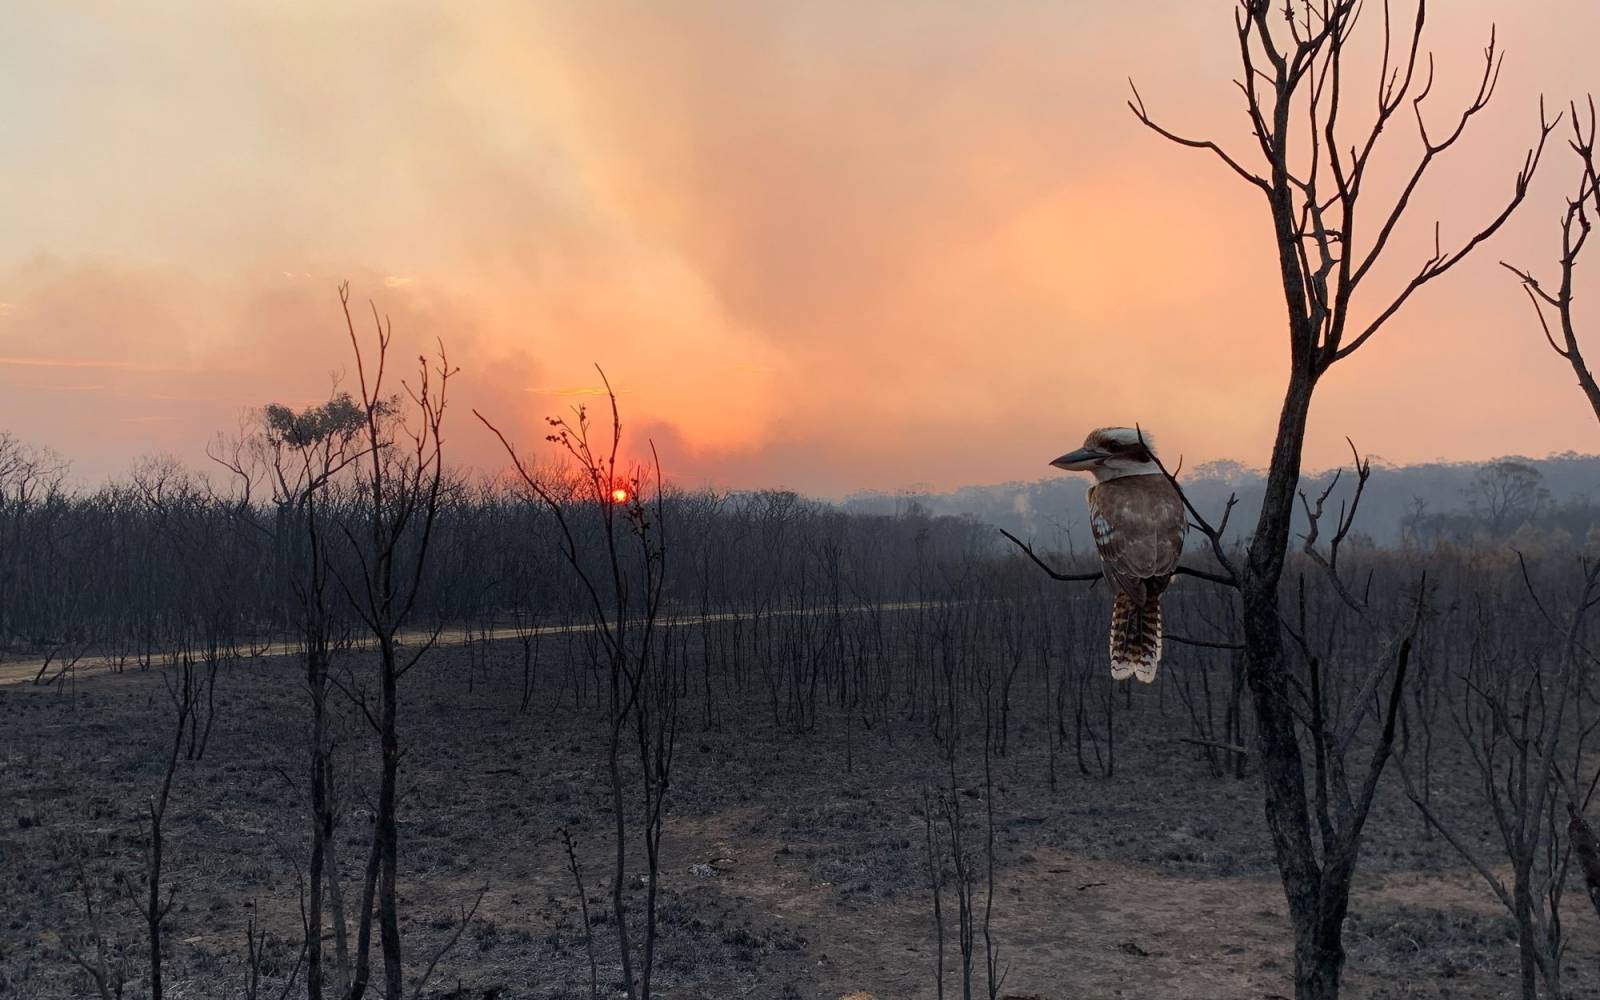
[5, 423, 1596, 658]
[843, 452, 1600, 552]
[0, 430, 1001, 655]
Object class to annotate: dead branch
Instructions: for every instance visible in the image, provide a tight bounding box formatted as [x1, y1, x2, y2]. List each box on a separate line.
[1136, 424, 1240, 586]
[407, 887, 487, 1000]
[62, 859, 127, 1000]
[1501, 96, 1600, 425]
[562, 828, 600, 1000]
[1299, 438, 1372, 612]
[1177, 735, 1250, 756]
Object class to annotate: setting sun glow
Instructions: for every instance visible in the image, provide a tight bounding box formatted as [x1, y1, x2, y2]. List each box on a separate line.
[610, 487, 630, 504]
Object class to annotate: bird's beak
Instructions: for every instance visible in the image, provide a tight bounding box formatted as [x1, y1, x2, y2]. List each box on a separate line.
[1050, 447, 1108, 471]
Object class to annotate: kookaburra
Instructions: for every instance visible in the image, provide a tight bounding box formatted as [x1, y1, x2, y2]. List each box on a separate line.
[1051, 427, 1186, 683]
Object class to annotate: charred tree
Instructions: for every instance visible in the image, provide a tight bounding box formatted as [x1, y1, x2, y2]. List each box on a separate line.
[1121, 4, 1554, 997]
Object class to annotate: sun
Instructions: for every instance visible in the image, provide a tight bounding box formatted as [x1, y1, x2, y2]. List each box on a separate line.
[610, 486, 630, 504]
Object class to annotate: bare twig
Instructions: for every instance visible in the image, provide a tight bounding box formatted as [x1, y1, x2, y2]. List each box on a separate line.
[407, 887, 487, 1000]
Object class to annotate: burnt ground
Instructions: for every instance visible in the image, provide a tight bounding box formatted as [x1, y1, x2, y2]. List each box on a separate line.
[2, 638, 1597, 999]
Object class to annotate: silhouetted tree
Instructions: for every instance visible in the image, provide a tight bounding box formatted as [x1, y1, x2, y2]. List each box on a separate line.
[1466, 460, 1549, 534]
[1126, 3, 1554, 997]
[333, 283, 455, 1000]
[478, 370, 674, 1000]
[1505, 97, 1600, 423]
[215, 389, 368, 1000]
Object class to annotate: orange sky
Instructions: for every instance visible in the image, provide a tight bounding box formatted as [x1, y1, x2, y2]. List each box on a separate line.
[3, 2, 1599, 496]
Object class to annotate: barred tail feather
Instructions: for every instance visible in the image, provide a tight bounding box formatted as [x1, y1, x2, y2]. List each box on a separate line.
[1110, 591, 1163, 683]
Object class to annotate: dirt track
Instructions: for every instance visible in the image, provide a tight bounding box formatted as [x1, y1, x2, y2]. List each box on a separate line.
[0, 601, 944, 689]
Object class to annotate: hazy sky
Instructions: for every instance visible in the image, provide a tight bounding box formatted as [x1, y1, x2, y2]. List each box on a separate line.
[3, 1, 1599, 496]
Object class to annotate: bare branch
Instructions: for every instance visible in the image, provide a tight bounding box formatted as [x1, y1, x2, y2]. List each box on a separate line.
[1136, 424, 1241, 586]
[407, 887, 487, 1000]
[1298, 438, 1371, 611]
[1128, 80, 1272, 192]
[1332, 98, 1558, 363]
[998, 528, 1102, 583]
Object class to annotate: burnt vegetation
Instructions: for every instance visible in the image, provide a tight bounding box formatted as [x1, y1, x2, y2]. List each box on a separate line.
[6, 350, 1600, 999]
[7, 3, 1600, 1000]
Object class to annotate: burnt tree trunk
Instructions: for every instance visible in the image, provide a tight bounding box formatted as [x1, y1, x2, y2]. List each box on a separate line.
[307, 645, 328, 1000]
[1240, 371, 1352, 998]
[377, 634, 402, 1000]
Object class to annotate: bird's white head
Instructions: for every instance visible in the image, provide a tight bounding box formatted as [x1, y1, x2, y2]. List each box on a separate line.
[1050, 426, 1164, 483]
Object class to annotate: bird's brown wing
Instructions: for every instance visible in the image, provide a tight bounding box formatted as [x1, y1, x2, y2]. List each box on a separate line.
[1088, 474, 1186, 605]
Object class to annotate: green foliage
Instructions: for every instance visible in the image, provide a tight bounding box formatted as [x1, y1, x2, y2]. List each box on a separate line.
[262, 393, 367, 449]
